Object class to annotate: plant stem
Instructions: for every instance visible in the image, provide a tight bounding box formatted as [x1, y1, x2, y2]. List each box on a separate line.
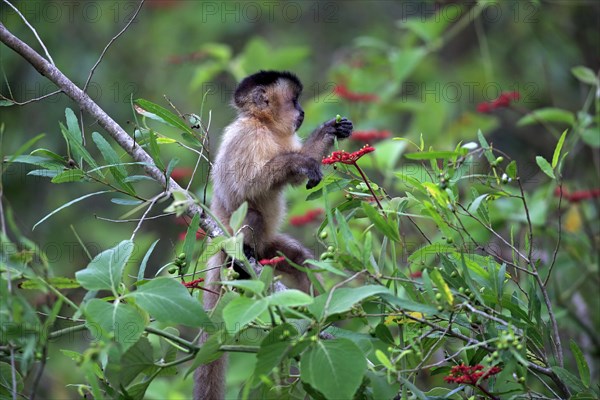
[517, 179, 564, 368]
[353, 162, 384, 212]
[145, 326, 199, 351]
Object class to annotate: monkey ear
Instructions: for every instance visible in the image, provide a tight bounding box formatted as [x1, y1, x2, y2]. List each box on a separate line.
[252, 87, 269, 109]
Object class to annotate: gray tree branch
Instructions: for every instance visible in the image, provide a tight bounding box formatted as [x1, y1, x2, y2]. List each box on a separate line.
[0, 21, 222, 239]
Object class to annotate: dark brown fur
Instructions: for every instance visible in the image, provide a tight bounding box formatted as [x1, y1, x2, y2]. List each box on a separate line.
[194, 71, 352, 400]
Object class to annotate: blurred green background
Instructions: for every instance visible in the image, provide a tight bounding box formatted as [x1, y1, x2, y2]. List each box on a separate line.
[1, 0, 598, 398]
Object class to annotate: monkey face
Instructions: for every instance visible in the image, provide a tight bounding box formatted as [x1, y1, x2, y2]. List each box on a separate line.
[273, 85, 304, 133]
[294, 102, 305, 130]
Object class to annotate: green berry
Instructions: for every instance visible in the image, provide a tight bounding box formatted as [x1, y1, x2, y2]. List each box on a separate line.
[327, 246, 335, 253]
[335, 114, 342, 123]
[319, 230, 328, 239]
[178, 253, 186, 260]
[168, 266, 178, 274]
[435, 293, 442, 300]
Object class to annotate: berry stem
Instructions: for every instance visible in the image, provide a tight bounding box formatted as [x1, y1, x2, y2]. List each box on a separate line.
[353, 162, 384, 212]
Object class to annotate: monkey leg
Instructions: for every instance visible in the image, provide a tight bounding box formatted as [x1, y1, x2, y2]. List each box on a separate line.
[262, 234, 315, 293]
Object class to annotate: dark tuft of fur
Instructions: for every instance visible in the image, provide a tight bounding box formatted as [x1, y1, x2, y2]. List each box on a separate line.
[234, 70, 302, 108]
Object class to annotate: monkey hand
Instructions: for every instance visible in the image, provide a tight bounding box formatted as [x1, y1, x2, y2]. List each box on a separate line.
[322, 117, 353, 139]
[292, 155, 323, 189]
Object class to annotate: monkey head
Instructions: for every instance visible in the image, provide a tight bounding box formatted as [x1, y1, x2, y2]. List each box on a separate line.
[233, 70, 305, 135]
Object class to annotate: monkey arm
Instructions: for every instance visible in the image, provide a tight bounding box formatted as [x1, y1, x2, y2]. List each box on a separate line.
[262, 233, 314, 293]
[253, 152, 323, 191]
[301, 117, 353, 160]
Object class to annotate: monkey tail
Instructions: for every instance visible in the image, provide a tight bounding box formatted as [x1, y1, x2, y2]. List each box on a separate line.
[193, 333, 227, 400]
[194, 253, 226, 400]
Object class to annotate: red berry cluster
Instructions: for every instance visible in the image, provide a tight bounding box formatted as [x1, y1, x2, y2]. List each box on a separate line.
[322, 145, 375, 165]
[259, 256, 286, 266]
[476, 92, 520, 113]
[289, 208, 324, 226]
[554, 187, 600, 203]
[351, 130, 391, 142]
[333, 84, 379, 102]
[182, 278, 205, 289]
[444, 364, 502, 385]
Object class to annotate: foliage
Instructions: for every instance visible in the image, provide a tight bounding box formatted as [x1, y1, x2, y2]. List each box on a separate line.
[1, 1, 599, 399]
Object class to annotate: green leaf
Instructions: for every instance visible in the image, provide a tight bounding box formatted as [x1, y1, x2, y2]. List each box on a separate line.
[105, 336, 154, 388]
[111, 198, 143, 206]
[134, 99, 195, 136]
[571, 66, 599, 86]
[535, 156, 555, 179]
[308, 285, 391, 320]
[429, 269, 454, 306]
[186, 333, 224, 378]
[92, 132, 135, 194]
[138, 239, 159, 281]
[517, 108, 575, 127]
[570, 340, 590, 387]
[156, 137, 177, 144]
[379, 294, 439, 315]
[404, 151, 460, 160]
[229, 201, 248, 233]
[300, 339, 367, 400]
[398, 376, 427, 400]
[469, 194, 489, 214]
[506, 160, 518, 179]
[477, 130, 496, 164]
[267, 290, 313, 307]
[580, 127, 600, 148]
[50, 169, 84, 183]
[221, 280, 265, 294]
[92, 132, 127, 176]
[84, 299, 148, 352]
[147, 131, 165, 170]
[0, 362, 24, 397]
[5, 154, 63, 169]
[375, 349, 394, 370]
[253, 323, 297, 383]
[551, 366, 587, 393]
[223, 296, 268, 334]
[552, 130, 568, 168]
[19, 277, 80, 290]
[129, 277, 213, 328]
[6, 133, 45, 163]
[165, 158, 179, 182]
[367, 371, 401, 400]
[390, 47, 427, 83]
[362, 202, 400, 242]
[221, 235, 246, 261]
[60, 109, 99, 170]
[33, 190, 112, 230]
[75, 240, 134, 293]
[182, 213, 201, 274]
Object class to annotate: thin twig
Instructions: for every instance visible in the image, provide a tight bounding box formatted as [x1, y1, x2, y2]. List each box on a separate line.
[0, 90, 62, 105]
[517, 179, 564, 368]
[83, 0, 145, 93]
[95, 212, 174, 223]
[322, 270, 365, 319]
[545, 182, 563, 286]
[130, 193, 166, 240]
[1, 0, 55, 65]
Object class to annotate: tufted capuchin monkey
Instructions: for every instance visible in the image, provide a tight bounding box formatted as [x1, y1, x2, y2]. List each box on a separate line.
[193, 70, 352, 400]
